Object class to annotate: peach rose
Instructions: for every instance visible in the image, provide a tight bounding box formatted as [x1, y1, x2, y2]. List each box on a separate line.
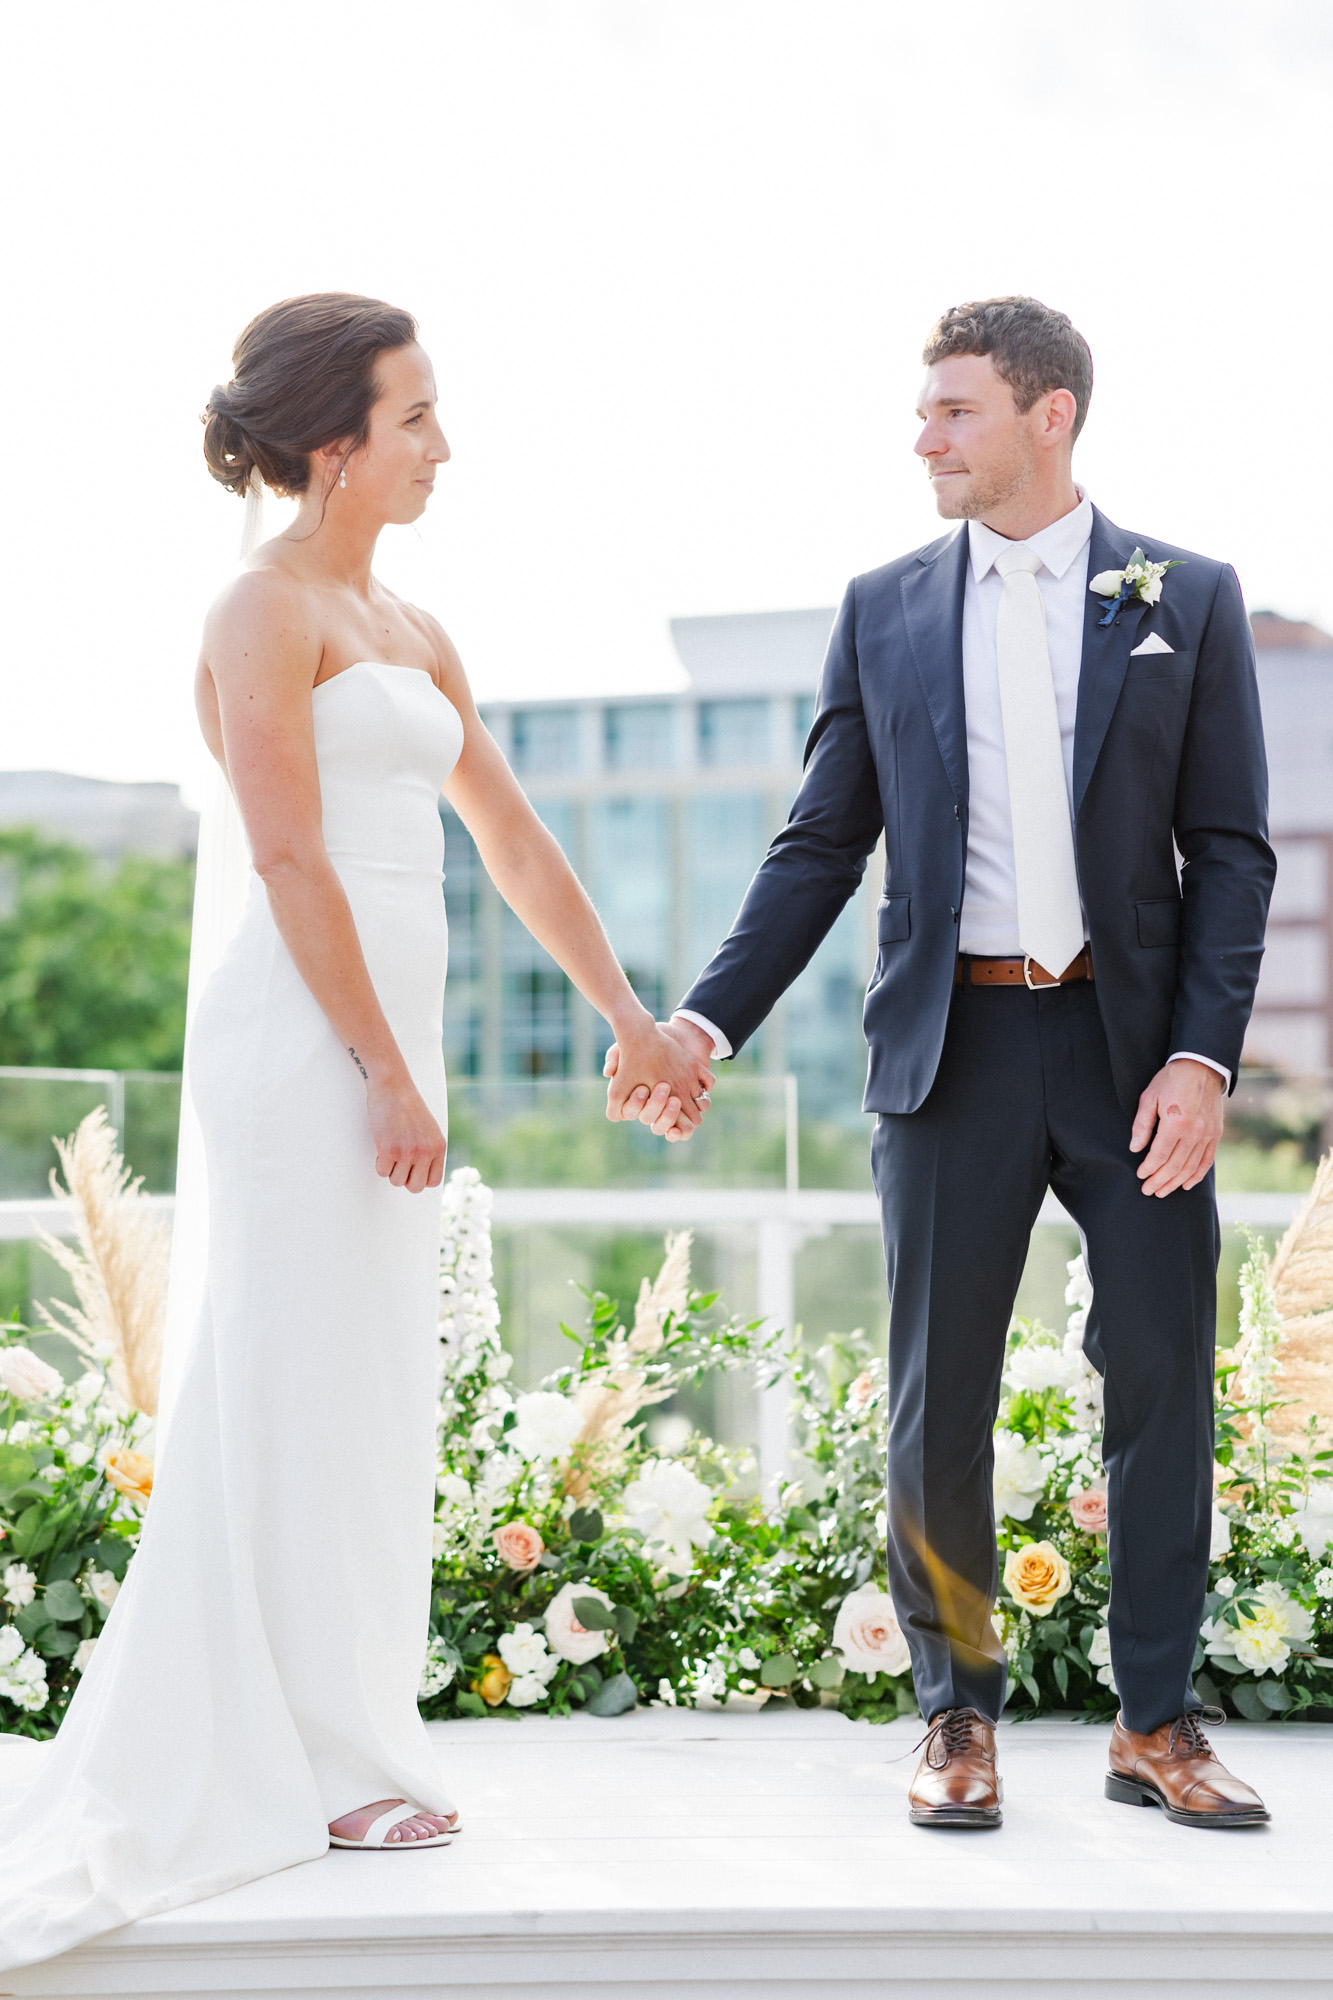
[104, 1449, 153, 1506]
[1003, 1540, 1072, 1618]
[1068, 1485, 1107, 1535]
[494, 1521, 544, 1571]
[471, 1653, 513, 1706]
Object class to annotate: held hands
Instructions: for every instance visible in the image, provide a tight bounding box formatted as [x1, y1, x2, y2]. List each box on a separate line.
[604, 1015, 716, 1142]
[1129, 1057, 1225, 1197]
[366, 1071, 448, 1191]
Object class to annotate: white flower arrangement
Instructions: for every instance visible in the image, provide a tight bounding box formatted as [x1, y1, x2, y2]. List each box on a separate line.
[991, 1429, 1047, 1523]
[619, 1458, 714, 1577]
[1203, 1579, 1315, 1678]
[1088, 547, 1183, 626]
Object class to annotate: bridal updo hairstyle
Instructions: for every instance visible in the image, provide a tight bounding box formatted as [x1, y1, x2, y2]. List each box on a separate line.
[202, 293, 419, 498]
[923, 296, 1093, 439]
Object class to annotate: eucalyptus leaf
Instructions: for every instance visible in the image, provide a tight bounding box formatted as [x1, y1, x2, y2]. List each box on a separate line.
[42, 1579, 86, 1624]
[760, 1652, 799, 1688]
[92, 1537, 132, 1580]
[571, 1594, 616, 1631]
[808, 1656, 844, 1689]
[586, 1671, 637, 1717]
[14, 1604, 55, 1647]
[0, 1445, 35, 1491]
[1229, 1679, 1271, 1723]
[454, 1691, 488, 1719]
[568, 1507, 603, 1544]
[613, 1602, 639, 1643]
[40, 1628, 82, 1658]
[1256, 1677, 1292, 1712]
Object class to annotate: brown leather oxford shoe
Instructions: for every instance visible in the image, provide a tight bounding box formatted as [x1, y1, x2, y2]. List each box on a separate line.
[1105, 1708, 1270, 1828]
[907, 1706, 1003, 1828]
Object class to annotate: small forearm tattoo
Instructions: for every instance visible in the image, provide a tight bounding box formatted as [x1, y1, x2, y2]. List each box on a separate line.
[348, 1047, 369, 1081]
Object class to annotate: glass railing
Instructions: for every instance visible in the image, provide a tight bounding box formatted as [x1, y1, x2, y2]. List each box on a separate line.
[0, 1065, 1328, 1200]
[0, 1069, 182, 1198]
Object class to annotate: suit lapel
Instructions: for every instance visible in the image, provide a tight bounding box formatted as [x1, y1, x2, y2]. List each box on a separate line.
[1073, 508, 1147, 814]
[899, 528, 970, 809]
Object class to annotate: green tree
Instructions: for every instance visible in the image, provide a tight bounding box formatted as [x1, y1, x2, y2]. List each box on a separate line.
[0, 829, 192, 1070]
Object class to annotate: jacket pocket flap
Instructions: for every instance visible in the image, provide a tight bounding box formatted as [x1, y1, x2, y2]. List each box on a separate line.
[1136, 897, 1182, 947]
[877, 895, 911, 944]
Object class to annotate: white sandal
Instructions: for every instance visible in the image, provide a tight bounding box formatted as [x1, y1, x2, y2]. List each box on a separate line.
[329, 1803, 458, 1850]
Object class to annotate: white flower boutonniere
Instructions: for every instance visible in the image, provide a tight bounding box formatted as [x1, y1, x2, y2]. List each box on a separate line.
[1088, 546, 1184, 628]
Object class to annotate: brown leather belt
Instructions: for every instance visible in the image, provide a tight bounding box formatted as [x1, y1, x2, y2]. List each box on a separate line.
[955, 947, 1095, 990]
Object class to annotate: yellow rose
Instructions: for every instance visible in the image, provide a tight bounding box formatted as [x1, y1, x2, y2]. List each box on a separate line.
[472, 1653, 513, 1706]
[104, 1449, 154, 1506]
[1003, 1540, 1071, 1617]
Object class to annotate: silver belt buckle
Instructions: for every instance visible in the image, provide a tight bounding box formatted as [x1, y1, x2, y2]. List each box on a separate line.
[1023, 954, 1061, 991]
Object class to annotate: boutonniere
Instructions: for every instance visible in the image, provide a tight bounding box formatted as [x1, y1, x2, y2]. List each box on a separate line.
[1088, 547, 1184, 628]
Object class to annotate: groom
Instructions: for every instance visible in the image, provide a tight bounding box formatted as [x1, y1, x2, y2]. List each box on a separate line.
[608, 297, 1275, 1828]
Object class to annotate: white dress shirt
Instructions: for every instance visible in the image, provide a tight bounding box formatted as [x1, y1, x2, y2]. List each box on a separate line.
[677, 490, 1227, 1085]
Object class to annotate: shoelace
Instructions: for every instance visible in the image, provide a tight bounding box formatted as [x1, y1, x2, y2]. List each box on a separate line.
[912, 1705, 986, 1767]
[1167, 1704, 1226, 1757]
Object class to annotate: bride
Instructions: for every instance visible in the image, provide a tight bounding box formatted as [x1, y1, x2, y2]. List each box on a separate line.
[0, 291, 712, 1971]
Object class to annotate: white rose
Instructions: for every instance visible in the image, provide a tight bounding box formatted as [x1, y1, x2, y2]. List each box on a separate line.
[1139, 571, 1164, 605]
[1210, 1504, 1232, 1560]
[3, 1564, 37, 1609]
[511, 1391, 583, 1463]
[544, 1581, 613, 1664]
[437, 1472, 473, 1508]
[498, 1622, 558, 1681]
[1204, 1579, 1313, 1677]
[992, 1429, 1047, 1523]
[1288, 1488, 1333, 1560]
[1004, 1344, 1081, 1395]
[72, 1637, 98, 1673]
[832, 1581, 910, 1679]
[506, 1672, 552, 1707]
[1087, 1624, 1117, 1690]
[620, 1458, 713, 1576]
[0, 1347, 63, 1403]
[1089, 568, 1126, 597]
[85, 1569, 120, 1610]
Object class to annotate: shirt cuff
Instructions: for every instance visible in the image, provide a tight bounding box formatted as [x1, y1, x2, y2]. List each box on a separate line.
[672, 1010, 733, 1061]
[1167, 1050, 1232, 1090]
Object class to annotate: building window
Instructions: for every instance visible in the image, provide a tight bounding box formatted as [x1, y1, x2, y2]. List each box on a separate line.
[698, 699, 772, 767]
[684, 792, 768, 978]
[511, 707, 580, 775]
[793, 696, 816, 761]
[604, 704, 674, 771]
[588, 795, 671, 1014]
[502, 798, 577, 1076]
[441, 805, 483, 1076]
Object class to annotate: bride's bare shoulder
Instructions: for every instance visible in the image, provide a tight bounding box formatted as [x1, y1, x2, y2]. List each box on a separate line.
[202, 553, 321, 678]
[394, 597, 471, 706]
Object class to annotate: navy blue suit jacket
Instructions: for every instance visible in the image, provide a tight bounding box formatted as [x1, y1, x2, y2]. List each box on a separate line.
[678, 509, 1276, 1117]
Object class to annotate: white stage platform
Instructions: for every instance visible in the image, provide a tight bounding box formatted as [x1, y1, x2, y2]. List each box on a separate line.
[2, 1709, 1330, 1998]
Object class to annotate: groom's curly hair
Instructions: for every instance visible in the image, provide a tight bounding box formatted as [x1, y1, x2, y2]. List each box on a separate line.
[923, 297, 1093, 439]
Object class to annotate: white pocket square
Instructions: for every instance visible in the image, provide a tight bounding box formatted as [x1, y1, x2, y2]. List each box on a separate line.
[1129, 632, 1174, 656]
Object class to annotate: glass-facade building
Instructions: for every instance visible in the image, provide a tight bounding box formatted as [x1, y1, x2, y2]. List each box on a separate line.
[441, 608, 880, 1119]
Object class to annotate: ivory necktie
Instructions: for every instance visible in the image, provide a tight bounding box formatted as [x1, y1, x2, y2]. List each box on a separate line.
[993, 544, 1085, 977]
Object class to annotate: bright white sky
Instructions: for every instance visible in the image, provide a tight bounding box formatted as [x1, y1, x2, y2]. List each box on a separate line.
[3, 0, 1330, 805]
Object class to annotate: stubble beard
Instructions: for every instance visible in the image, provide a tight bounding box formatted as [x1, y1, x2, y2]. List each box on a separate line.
[931, 443, 1036, 521]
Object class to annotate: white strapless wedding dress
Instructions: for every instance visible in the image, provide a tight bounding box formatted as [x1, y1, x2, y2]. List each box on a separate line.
[0, 663, 465, 1972]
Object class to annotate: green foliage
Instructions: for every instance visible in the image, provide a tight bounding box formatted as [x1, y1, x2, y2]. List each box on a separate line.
[0, 827, 192, 1070]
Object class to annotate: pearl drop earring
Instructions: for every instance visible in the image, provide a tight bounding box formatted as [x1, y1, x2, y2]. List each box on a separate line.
[339, 466, 347, 489]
